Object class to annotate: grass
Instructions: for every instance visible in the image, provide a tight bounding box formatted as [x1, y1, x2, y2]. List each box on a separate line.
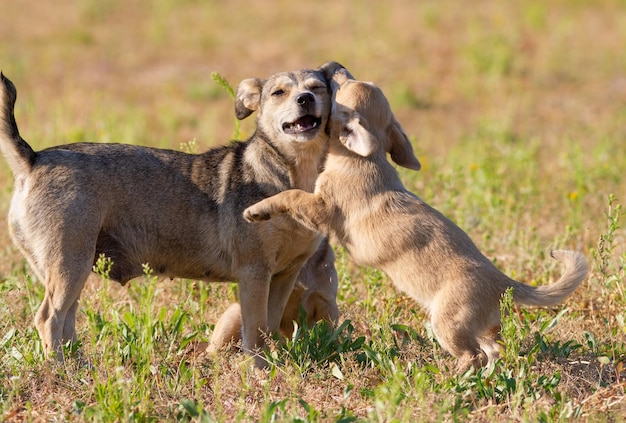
[1, 0, 625, 421]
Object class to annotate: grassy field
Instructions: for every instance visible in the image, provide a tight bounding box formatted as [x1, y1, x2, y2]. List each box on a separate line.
[1, 0, 625, 421]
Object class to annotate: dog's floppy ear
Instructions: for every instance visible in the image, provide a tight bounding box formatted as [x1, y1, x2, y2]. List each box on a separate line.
[388, 117, 421, 170]
[339, 116, 378, 157]
[235, 78, 264, 120]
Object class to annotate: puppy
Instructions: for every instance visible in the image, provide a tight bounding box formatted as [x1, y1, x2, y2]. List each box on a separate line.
[0, 62, 345, 368]
[243, 70, 589, 370]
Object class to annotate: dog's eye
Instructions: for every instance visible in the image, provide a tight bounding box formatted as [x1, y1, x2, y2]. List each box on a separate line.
[271, 89, 285, 97]
[311, 85, 326, 92]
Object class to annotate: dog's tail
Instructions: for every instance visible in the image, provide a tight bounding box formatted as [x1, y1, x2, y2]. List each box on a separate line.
[511, 250, 588, 306]
[0, 72, 35, 176]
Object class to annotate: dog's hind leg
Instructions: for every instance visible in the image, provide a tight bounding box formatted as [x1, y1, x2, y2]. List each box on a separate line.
[34, 258, 92, 360]
[207, 303, 244, 353]
[62, 297, 81, 344]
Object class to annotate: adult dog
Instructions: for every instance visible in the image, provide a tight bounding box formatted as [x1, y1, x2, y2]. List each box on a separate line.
[0, 62, 344, 368]
[243, 69, 589, 370]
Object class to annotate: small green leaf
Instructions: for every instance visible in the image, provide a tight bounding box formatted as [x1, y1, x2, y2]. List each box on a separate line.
[331, 363, 344, 380]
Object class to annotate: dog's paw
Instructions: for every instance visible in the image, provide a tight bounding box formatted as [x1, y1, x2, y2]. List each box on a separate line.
[243, 207, 271, 222]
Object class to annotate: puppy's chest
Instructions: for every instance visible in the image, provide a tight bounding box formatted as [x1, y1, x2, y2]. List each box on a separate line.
[331, 195, 393, 265]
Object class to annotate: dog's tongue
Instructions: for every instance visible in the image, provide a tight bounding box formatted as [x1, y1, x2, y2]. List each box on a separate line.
[283, 115, 318, 134]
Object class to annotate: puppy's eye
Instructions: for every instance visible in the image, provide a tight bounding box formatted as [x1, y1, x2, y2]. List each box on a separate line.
[311, 85, 327, 92]
[271, 89, 285, 97]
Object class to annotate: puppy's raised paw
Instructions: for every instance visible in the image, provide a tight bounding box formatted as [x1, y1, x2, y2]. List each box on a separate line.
[243, 206, 271, 222]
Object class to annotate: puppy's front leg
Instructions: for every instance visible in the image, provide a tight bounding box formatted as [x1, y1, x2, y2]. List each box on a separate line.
[243, 191, 295, 221]
[244, 189, 329, 234]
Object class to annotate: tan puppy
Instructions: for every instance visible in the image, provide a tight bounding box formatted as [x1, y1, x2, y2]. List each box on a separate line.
[0, 63, 345, 368]
[243, 70, 589, 370]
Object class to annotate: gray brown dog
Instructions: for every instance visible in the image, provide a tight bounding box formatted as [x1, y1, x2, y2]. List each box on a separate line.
[243, 69, 589, 370]
[0, 63, 345, 368]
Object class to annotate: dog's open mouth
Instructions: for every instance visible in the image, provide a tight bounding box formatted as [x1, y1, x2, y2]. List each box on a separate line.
[282, 115, 321, 135]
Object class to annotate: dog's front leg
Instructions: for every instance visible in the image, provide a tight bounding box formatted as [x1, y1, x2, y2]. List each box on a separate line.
[243, 189, 329, 234]
[267, 266, 302, 337]
[237, 267, 272, 368]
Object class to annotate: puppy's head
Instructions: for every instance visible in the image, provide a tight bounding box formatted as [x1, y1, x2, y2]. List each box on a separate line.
[330, 73, 421, 171]
[235, 62, 346, 151]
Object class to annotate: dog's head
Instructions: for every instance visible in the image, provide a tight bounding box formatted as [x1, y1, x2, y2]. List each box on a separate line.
[329, 70, 421, 171]
[235, 62, 346, 152]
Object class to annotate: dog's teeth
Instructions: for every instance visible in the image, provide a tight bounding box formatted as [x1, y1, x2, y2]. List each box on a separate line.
[284, 117, 319, 134]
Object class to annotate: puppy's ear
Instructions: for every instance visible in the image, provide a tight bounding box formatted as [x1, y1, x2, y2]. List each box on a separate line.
[318, 62, 355, 82]
[235, 78, 263, 120]
[332, 68, 353, 86]
[388, 117, 421, 170]
[340, 116, 378, 157]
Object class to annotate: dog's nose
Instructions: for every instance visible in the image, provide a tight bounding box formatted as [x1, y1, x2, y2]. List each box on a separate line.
[296, 92, 315, 106]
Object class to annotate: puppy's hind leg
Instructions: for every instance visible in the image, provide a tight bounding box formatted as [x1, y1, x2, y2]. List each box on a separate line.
[430, 304, 488, 372]
[478, 328, 502, 365]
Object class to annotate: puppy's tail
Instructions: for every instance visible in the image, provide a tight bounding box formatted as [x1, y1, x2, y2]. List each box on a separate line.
[0, 72, 35, 176]
[511, 250, 589, 307]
